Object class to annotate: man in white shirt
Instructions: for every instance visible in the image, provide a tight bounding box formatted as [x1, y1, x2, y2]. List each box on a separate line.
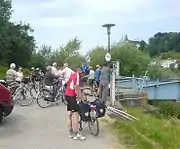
[51, 62, 58, 76]
[16, 67, 24, 82]
[61, 63, 74, 85]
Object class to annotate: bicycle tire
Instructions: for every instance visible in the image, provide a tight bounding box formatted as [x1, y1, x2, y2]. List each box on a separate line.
[61, 92, 67, 105]
[88, 117, 99, 136]
[29, 85, 38, 100]
[16, 89, 33, 106]
[37, 89, 52, 108]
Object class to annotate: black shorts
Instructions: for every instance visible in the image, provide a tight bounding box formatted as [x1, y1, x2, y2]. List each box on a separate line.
[65, 96, 79, 112]
[88, 79, 94, 86]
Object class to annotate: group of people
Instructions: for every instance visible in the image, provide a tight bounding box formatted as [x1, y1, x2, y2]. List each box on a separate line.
[5, 61, 112, 141]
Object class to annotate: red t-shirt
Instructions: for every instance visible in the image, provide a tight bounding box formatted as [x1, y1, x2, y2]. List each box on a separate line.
[65, 72, 80, 97]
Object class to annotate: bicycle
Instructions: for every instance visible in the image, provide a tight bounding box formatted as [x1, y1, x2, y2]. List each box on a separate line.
[78, 99, 106, 136]
[11, 80, 34, 106]
[36, 79, 67, 108]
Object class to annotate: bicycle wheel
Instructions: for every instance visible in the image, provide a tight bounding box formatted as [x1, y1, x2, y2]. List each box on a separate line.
[37, 89, 52, 108]
[29, 84, 38, 100]
[16, 88, 33, 106]
[88, 116, 99, 136]
[61, 92, 67, 105]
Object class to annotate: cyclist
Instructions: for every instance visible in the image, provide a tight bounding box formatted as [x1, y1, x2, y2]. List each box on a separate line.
[65, 67, 86, 140]
[44, 66, 59, 101]
[61, 63, 74, 86]
[16, 67, 24, 82]
[6, 63, 19, 94]
[52, 62, 58, 76]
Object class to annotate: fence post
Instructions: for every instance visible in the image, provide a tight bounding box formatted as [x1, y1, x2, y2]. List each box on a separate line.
[111, 66, 116, 106]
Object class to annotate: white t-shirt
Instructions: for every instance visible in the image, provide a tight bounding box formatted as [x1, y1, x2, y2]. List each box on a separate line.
[16, 72, 23, 81]
[62, 67, 74, 82]
[51, 66, 58, 76]
[88, 70, 95, 80]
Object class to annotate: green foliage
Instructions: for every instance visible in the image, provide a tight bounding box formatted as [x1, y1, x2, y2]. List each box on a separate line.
[111, 43, 151, 76]
[160, 51, 180, 59]
[148, 65, 176, 80]
[113, 107, 180, 149]
[146, 32, 180, 57]
[0, 65, 8, 78]
[29, 37, 84, 69]
[88, 42, 151, 76]
[88, 46, 106, 68]
[0, 0, 35, 67]
[22, 68, 31, 76]
[154, 101, 180, 119]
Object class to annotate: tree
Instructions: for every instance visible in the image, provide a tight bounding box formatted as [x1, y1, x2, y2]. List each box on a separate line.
[146, 32, 180, 56]
[29, 37, 84, 69]
[0, 0, 36, 67]
[88, 42, 151, 76]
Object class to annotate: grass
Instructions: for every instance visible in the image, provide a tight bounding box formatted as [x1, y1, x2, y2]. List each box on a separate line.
[0, 65, 8, 78]
[112, 107, 180, 149]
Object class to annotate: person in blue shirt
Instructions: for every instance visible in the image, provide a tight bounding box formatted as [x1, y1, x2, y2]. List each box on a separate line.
[95, 65, 101, 87]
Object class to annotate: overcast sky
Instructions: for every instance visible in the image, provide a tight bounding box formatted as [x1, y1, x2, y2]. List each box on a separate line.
[11, 0, 180, 54]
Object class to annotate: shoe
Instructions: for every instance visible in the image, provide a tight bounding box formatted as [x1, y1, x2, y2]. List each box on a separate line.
[73, 133, 86, 140]
[69, 132, 74, 138]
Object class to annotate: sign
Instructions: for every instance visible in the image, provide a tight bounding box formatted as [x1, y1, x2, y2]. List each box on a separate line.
[105, 52, 111, 61]
[85, 55, 91, 63]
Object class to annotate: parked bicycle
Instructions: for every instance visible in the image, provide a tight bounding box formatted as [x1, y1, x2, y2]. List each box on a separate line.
[78, 99, 106, 136]
[11, 77, 34, 106]
[36, 79, 67, 108]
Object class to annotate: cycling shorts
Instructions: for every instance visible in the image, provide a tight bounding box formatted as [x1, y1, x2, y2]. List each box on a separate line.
[65, 96, 79, 112]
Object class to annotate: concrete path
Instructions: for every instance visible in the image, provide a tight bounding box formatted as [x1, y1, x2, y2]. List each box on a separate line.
[0, 103, 125, 149]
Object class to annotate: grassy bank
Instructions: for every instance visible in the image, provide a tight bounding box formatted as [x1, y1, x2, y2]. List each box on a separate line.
[112, 107, 180, 149]
[0, 65, 8, 78]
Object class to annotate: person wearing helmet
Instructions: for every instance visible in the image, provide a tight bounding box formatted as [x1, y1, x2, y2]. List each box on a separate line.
[65, 67, 86, 140]
[6, 63, 19, 94]
[30, 67, 36, 82]
[80, 63, 90, 86]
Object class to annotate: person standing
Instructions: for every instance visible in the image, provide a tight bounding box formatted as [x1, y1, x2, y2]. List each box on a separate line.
[87, 66, 95, 94]
[95, 65, 101, 87]
[65, 68, 86, 140]
[99, 62, 112, 104]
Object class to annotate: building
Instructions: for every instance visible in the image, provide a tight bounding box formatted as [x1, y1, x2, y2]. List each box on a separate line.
[123, 35, 141, 49]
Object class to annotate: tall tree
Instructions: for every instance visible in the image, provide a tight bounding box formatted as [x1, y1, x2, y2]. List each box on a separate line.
[146, 32, 180, 56]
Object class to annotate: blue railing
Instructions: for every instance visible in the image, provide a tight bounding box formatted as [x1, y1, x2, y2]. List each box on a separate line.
[115, 75, 180, 100]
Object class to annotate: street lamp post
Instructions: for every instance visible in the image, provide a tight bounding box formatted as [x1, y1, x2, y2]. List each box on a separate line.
[102, 24, 115, 53]
[102, 24, 115, 105]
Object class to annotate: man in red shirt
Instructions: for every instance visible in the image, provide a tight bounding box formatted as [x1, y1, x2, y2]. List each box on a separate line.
[65, 68, 85, 140]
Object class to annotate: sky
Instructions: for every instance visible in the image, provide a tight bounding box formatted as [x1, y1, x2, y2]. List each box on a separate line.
[11, 0, 180, 54]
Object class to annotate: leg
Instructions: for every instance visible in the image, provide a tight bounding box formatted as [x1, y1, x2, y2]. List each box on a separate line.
[102, 83, 109, 105]
[66, 96, 73, 137]
[70, 97, 86, 140]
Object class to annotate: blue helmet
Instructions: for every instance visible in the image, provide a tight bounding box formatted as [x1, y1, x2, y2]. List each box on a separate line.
[80, 64, 90, 75]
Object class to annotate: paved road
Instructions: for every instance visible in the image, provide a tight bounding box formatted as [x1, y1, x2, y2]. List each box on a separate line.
[0, 102, 124, 149]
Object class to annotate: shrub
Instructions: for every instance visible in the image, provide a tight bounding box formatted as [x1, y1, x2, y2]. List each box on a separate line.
[155, 101, 180, 119]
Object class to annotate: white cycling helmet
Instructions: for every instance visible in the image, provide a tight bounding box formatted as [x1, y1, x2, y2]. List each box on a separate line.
[36, 68, 40, 71]
[10, 63, 16, 69]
